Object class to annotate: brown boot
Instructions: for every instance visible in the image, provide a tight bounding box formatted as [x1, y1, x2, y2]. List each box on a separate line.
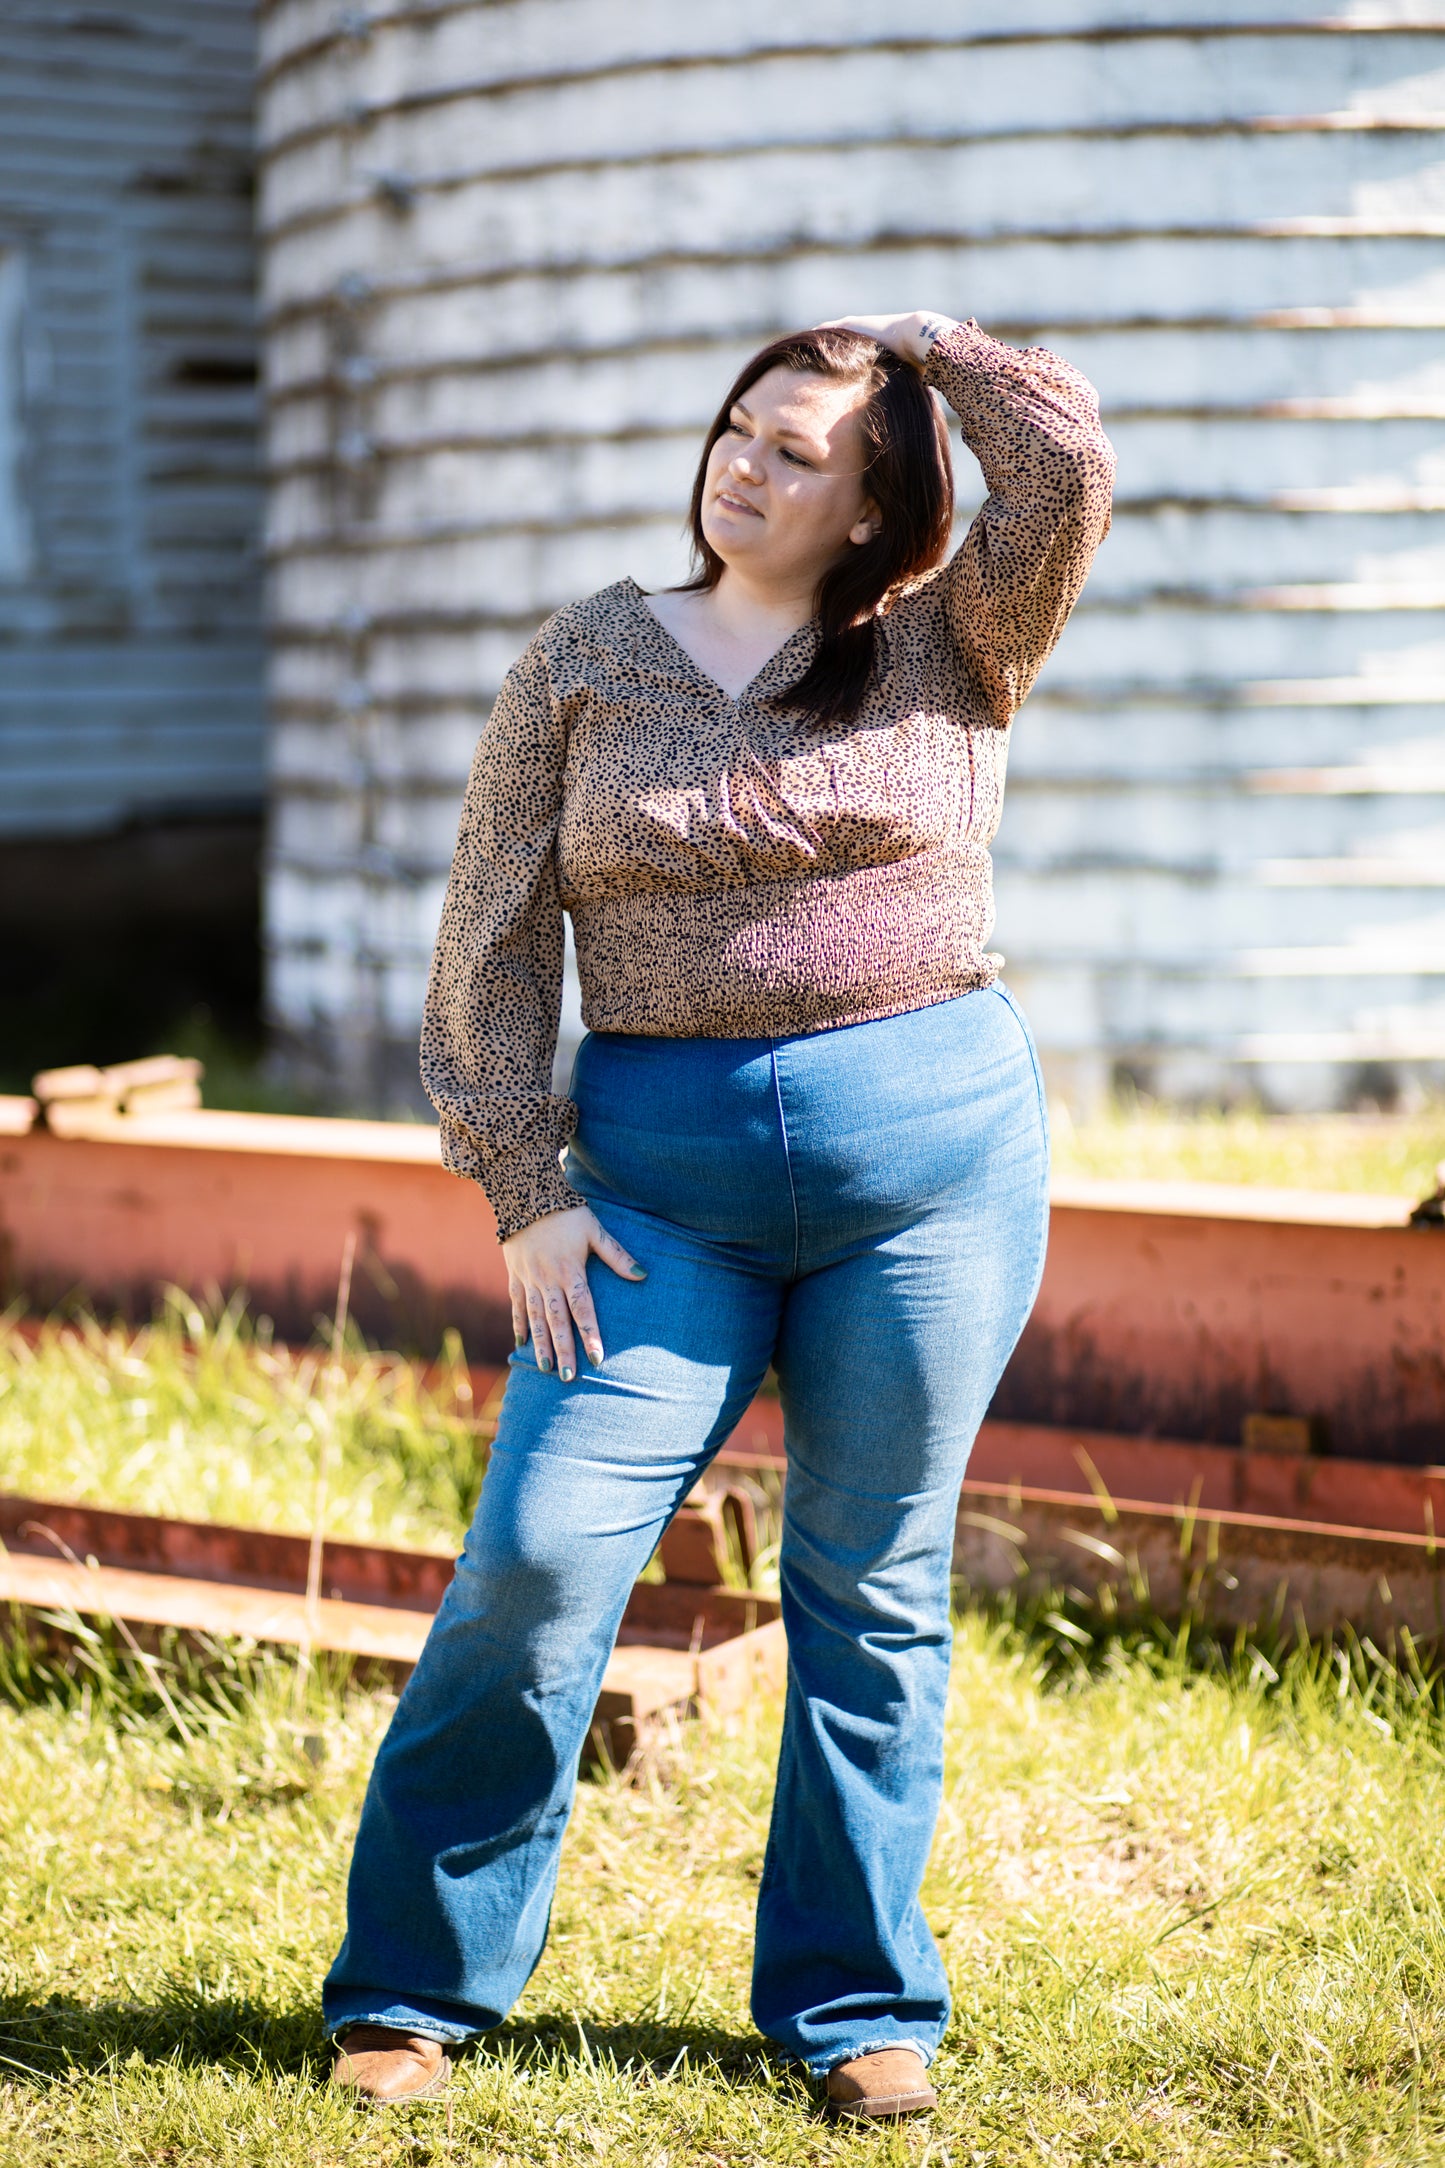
[329, 2024, 451, 2103]
[825, 2047, 937, 2119]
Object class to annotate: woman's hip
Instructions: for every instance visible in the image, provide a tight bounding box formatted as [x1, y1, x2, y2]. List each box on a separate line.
[564, 985, 1048, 1267]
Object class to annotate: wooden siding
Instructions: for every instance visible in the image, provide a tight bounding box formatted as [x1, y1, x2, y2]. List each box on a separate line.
[257, 1, 1445, 1109]
[0, 2, 265, 840]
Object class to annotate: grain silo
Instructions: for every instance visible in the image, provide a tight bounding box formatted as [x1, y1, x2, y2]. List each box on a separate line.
[256, 0, 1445, 1114]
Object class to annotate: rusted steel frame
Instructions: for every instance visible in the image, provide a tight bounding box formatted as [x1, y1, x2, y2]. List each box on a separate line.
[0, 1491, 762, 1623]
[1, 1123, 515, 1354]
[715, 1409, 1445, 1634]
[999, 1189, 1445, 1466]
[713, 1421, 1445, 1636]
[0, 1492, 786, 1761]
[6, 1120, 1441, 1464]
[953, 1477, 1445, 1645]
[957, 1419, 1445, 1541]
[45, 1322, 1440, 1542]
[8, 1328, 1443, 1563]
[0, 1549, 786, 1769]
[0, 1552, 433, 1668]
[708, 1395, 1445, 1546]
[8, 1471, 1445, 1664]
[0, 1492, 454, 1612]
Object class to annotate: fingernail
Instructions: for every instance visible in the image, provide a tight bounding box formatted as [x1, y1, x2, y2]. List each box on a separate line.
[514, 1331, 526, 1349]
[587, 1345, 603, 1367]
[629, 1265, 648, 1279]
[538, 1354, 552, 1372]
[560, 1365, 574, 1383]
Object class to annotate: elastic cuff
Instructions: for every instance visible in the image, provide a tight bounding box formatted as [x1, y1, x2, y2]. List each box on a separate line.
[481, 1143, 587, 1243]
[921, 315, 994, 381]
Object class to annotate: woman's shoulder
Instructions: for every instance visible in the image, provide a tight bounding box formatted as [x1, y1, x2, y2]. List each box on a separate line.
[880, 562, 952, 643]
[531, 578, 640, 665]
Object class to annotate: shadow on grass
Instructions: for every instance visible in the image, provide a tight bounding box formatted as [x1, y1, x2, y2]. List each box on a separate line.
[0, 1994, 781, 2095]
[486, 2010, 782, 2085]
[0, 1990, 322, 2084]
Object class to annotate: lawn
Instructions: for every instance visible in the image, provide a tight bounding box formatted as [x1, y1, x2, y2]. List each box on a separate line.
[3, 1103, 1445, 2164]
[1050, 1099, 1445, 1200]
[2, 1612, 1444, 2165]
[0, 1297, 486, 1552]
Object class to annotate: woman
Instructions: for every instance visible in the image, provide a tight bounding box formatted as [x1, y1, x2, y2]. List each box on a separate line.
[324, 310, 1115, 2120]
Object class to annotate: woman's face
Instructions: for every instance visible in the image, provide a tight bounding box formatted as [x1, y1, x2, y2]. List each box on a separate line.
[699, 365, 879, 596]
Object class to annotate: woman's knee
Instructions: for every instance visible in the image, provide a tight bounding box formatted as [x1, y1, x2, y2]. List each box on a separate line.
[456, 1470, 646, 1637]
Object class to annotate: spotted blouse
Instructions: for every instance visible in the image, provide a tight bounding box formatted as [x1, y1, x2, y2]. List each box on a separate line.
[421, 320, 1116, 1239]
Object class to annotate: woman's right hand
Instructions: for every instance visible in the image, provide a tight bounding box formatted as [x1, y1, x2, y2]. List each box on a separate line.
[501, 1205, 646, 1381]
[820, 311, 955, 367]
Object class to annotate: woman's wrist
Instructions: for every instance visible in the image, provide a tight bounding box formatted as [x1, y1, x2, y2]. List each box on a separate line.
[817, 312, 959, 368]
[910, 312, 958, 365]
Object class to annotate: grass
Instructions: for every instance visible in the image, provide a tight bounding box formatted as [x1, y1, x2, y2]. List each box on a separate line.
[3, 1083, 1445, 2164]
[1, 1611, 1445, 2163]
[1050, 1097, 1445, 1200]
[0, 1295, 488, 1553]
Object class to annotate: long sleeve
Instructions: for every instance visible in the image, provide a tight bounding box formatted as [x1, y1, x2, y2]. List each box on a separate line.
[923, 320, 1115, 726]
[419, 628, 587, 1241]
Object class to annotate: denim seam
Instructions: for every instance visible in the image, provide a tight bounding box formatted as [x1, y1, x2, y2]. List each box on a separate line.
[991, 981, 1050, 1146]
[325, 2013, 476, 2045]
[988, 980, 1052, 1321]
[768, 1044, 801, 1282]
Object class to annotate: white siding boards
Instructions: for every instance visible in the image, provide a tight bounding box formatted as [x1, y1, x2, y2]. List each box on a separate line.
[0, 2, 265, 842]
[256, 2, 1445, 1112]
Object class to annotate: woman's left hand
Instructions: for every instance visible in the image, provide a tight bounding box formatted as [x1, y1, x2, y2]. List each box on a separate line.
[819, 312, 955, 367]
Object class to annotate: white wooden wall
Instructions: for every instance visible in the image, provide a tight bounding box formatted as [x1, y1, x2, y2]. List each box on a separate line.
[0, 1, 265, 841]
[257, 0, 1445, 1110]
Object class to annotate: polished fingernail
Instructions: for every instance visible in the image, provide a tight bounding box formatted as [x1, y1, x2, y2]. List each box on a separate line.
[560, 1364, 574, 1383]
[514, 1331, 526, 1349]
[538, 1355, 552, 1372]
[628, 1265, 647, 1279]
[587, 1345, 603, 1366]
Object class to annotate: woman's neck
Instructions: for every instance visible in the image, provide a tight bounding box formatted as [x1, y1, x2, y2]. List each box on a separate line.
[705, 566, 817, 644]
[645, 570, 817, 701]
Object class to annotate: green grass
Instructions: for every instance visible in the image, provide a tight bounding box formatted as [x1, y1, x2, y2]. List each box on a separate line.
[1, 1616, 1444, 2163]
[4, 1084, 1445, 2165]
[1051, 1098, 1445, 1199]
[2, 1328, 1445, 2159]
[0, 1296, 487, 1553]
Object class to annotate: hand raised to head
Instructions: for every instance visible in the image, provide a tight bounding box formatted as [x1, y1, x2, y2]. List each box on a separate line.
[817, 313, 955, 367]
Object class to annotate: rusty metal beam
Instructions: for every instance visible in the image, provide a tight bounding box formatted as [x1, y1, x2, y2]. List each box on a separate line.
[953, 1477, 1445, 1646]
[0, 1491, 786, 1761]
[1002, 1179, 1445, 1464]
[8, 1447, 1445, 1661]
[5, 1110, 1445, 1638]
[4, 1114, 1441, 1465]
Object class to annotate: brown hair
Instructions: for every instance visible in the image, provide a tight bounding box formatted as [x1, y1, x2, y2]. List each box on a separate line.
[677, 327, 955, 729]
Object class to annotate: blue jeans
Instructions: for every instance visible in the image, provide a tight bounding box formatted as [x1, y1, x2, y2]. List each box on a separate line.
[324, 985, 1049, 2074]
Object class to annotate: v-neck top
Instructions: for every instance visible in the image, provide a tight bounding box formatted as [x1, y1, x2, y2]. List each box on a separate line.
[421, 320, 1115, 1239]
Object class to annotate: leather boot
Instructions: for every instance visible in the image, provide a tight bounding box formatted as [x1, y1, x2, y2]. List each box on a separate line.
[825, 2047, 937, 2119]
[329, 2024, 451, 2103]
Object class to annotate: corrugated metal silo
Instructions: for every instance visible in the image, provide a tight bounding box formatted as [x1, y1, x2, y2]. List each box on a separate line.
[257, 0, 1445, 1113]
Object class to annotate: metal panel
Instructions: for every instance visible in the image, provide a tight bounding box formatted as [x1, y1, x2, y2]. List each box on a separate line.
[256, 2, 1445, 1110]
[0, 2, 265, 839]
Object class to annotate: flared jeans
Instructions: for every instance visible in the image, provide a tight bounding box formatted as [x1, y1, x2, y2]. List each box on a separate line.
[324, 984, 1050, 2074]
